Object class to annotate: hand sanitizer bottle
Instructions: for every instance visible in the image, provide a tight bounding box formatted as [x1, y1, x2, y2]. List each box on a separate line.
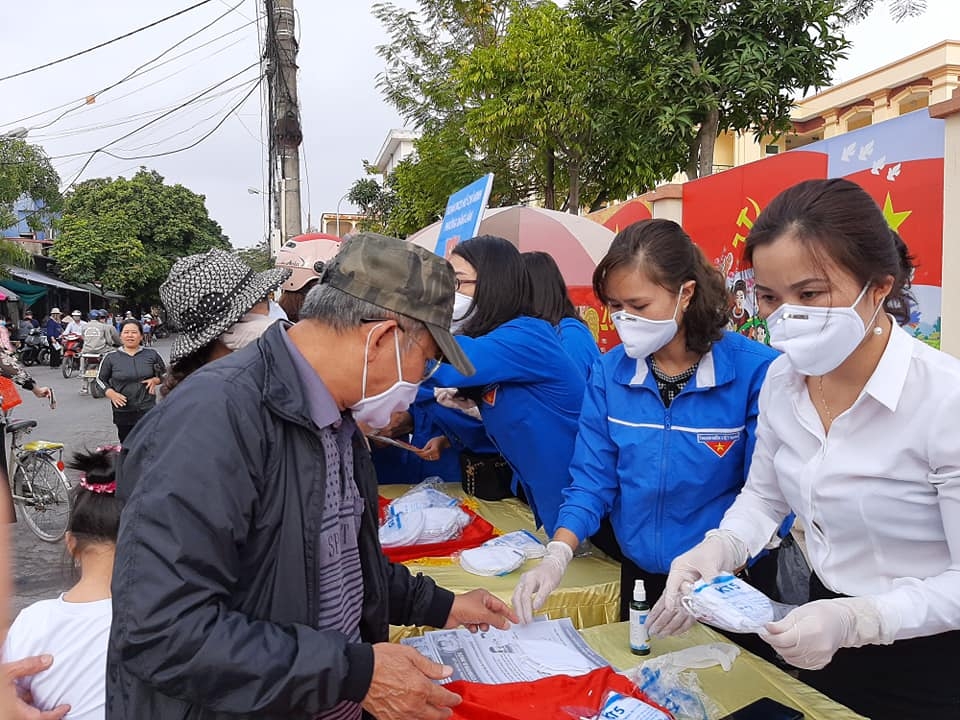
[629, 579, 651, 656]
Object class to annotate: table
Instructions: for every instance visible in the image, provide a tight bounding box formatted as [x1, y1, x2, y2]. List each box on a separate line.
[581, 622, 866, 719]
[381, 483, 621, 636]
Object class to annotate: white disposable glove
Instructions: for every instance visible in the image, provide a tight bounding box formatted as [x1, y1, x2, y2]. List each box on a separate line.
[761, 597, 895, 670]
[510, 541, 573, 624]
[434, 387, 482, 420]
[648, 529, 749, 637]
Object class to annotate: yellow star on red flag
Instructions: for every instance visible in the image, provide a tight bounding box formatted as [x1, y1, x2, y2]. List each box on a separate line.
[882, 193, 911, 231]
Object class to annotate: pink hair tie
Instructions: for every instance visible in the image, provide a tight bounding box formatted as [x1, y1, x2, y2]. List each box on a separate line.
[96, 444, 122, 454]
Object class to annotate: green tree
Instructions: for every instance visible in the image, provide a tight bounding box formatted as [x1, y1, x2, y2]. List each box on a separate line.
[53, 168, 230, 301]
[455, 1, 681, 212]
[235, 240, 273, 273]
[844, 0, 926, 22]
[575, 0, 850, 179]
[0, 137, 62, 234]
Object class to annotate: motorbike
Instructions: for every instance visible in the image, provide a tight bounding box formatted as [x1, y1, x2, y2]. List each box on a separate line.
[60, 333, 84, 378]
[80, 352, 106, 398]
[18, 328, 50, 367]
[153, 321, 170, 339]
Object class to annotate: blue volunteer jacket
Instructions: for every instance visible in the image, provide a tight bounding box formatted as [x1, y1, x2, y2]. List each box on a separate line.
[556, 331, 778, 574]
[431, 316, 586, 535]
[558, 317, 600, 381]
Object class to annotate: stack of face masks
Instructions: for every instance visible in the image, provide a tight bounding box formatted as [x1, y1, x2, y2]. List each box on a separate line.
[680, 575, 796, 634]
[378, 484, 470, 548]
[459, 530, 547, 576]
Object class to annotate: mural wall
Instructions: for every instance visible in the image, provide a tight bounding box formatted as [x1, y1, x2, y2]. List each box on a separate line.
[683, 110, 945, 348]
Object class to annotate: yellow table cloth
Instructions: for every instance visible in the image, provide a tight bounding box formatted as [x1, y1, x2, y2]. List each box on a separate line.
[381, 483, 620, 638]
[580, 622, 866, 719]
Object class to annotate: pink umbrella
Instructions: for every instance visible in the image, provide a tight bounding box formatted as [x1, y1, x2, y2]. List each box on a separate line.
[406, 206, 615, 286]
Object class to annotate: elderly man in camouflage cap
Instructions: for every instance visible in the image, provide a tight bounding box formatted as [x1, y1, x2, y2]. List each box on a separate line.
[107, 233, 517, 720]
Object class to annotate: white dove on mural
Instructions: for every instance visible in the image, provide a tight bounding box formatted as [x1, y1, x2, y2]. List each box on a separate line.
[871, 156, 887, 175]
[841, 142, 857, 162]
[859, 140, 876, 161]
[887, 163, 902, 182]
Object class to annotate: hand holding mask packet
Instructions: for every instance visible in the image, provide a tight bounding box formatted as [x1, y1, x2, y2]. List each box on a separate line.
[681, 575, 797, 634]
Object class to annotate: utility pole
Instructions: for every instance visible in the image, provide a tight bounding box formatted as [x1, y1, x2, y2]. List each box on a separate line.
[265, 0, 302, 255]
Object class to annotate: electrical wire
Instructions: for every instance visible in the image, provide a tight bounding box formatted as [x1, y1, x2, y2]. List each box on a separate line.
[0, 0, 218, 83]
[60, 62, 260, 191]
[26, 0, 248, 135]
[100, 76, 263, 161]
[2, 17, 259, 131]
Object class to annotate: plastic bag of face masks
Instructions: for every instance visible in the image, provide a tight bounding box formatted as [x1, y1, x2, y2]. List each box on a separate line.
[681, 575, 797, 634]
[566, 689, 675, 720]
[621, 645, 740, 720]
[378, 480, 469, 547]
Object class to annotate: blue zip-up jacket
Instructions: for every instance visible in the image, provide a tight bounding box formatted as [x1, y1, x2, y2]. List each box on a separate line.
[558, 317, 599, 381]
[431, 316, 586, 535]
[556, 331, 777, 574]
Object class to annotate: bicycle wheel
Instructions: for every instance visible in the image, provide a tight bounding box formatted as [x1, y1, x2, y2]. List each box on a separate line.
[62, 356, 76, 379]
[13, 455, 72, 542]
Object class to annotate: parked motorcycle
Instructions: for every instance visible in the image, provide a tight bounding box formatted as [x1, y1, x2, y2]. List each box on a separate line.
[153, 321, 170, 339]
[61, 333, 84, 378]
[18, 328, 50, 366]
[80, 352, 106, 398]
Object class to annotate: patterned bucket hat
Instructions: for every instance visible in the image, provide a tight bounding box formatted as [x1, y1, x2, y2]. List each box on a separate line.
[161, 249, 290, 363]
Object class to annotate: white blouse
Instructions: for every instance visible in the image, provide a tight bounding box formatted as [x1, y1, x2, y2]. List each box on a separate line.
[721, 322, 960, 640]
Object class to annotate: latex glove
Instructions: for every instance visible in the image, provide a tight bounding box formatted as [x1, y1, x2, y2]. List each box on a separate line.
[761, 597, 894, 670]
[648, 529, 749, 637]
[434, 387, 482, 420]
[511, 541, 573, 624]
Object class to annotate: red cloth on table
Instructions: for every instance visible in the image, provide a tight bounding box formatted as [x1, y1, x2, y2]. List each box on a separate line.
[377, 495, 497, 563]
[446, 666, 674, 720]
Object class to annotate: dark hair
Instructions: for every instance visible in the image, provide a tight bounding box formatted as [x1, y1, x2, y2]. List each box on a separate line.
[745, 178, 915, 324]
[452, 235, 533, 337]
[522, 251, 583, 326]
[732, 279, 747, 295]
[278, 284, 312, 322]
[593, 219, 728, 354]
[161, 342, 217, 395]
[66, 448, 121, 552]
[119, 318, 142, 335]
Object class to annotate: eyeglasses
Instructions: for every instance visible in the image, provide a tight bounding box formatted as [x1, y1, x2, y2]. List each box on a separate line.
[361, 318, 444, 381]
[455, 278, 477, 292]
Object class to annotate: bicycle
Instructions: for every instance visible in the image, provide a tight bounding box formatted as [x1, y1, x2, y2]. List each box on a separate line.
[4, 408, 71, 542]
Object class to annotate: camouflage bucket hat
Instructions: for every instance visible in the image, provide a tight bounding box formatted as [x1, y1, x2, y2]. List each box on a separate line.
[320, 232, 475, 376]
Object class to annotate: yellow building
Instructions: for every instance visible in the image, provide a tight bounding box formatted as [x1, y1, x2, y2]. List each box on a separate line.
[714, 40, 960, 171]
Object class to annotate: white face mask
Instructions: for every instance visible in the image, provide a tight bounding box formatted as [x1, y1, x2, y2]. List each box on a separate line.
[450, 292, 473, 333]
[220, 311, 275, 351]
[611, 287, 684, 360]
[766, 283, 883, 376]
[681, 575, 795, 634]
[350, 325, 420, 430]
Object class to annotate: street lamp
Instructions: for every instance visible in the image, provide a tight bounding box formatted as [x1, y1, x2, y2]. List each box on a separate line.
[0, 127, 28, 140]
[335, 192, 351, 237]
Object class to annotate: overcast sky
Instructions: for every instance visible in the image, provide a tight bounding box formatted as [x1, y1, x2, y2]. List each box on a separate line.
[1, 1, 958, 248]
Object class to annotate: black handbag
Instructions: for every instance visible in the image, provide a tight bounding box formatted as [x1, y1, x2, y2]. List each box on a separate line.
[459, 451, 514, 501]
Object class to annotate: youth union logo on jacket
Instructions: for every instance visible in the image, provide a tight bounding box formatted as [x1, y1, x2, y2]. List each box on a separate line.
[696, 431, 741, 458]
[482, 386, 498, 407]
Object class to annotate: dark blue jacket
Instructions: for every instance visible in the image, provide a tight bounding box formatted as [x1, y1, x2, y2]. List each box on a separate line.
[431, 316, 586, 535]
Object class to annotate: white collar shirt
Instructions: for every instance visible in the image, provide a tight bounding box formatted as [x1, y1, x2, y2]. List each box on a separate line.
[720, 322, 960, 641]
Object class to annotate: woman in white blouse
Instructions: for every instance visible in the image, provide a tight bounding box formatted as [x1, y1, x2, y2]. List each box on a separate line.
[648, 178, 960, 719]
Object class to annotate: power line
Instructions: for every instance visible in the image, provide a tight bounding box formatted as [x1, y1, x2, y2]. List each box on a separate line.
[0, 0, 219, 83]
[26, 0, 248, 134]
[100, 76, 263, 161]
[61, 62, 260, 192]
[1, 17, 259, 131]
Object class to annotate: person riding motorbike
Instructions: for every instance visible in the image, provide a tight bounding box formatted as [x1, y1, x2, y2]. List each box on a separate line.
[82, 311, 121, 355]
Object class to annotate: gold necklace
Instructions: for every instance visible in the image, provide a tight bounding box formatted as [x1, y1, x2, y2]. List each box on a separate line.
[817, 375, 832, 424]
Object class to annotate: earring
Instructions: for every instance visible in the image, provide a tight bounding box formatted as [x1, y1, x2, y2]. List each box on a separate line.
[873, 325, 883, 336]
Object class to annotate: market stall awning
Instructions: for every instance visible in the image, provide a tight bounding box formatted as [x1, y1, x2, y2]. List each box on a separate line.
[75, 282, 125, 300]
[0, 279, 46, 307]
[6, 266, 90, 293]
[0, 285, 20, 302]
